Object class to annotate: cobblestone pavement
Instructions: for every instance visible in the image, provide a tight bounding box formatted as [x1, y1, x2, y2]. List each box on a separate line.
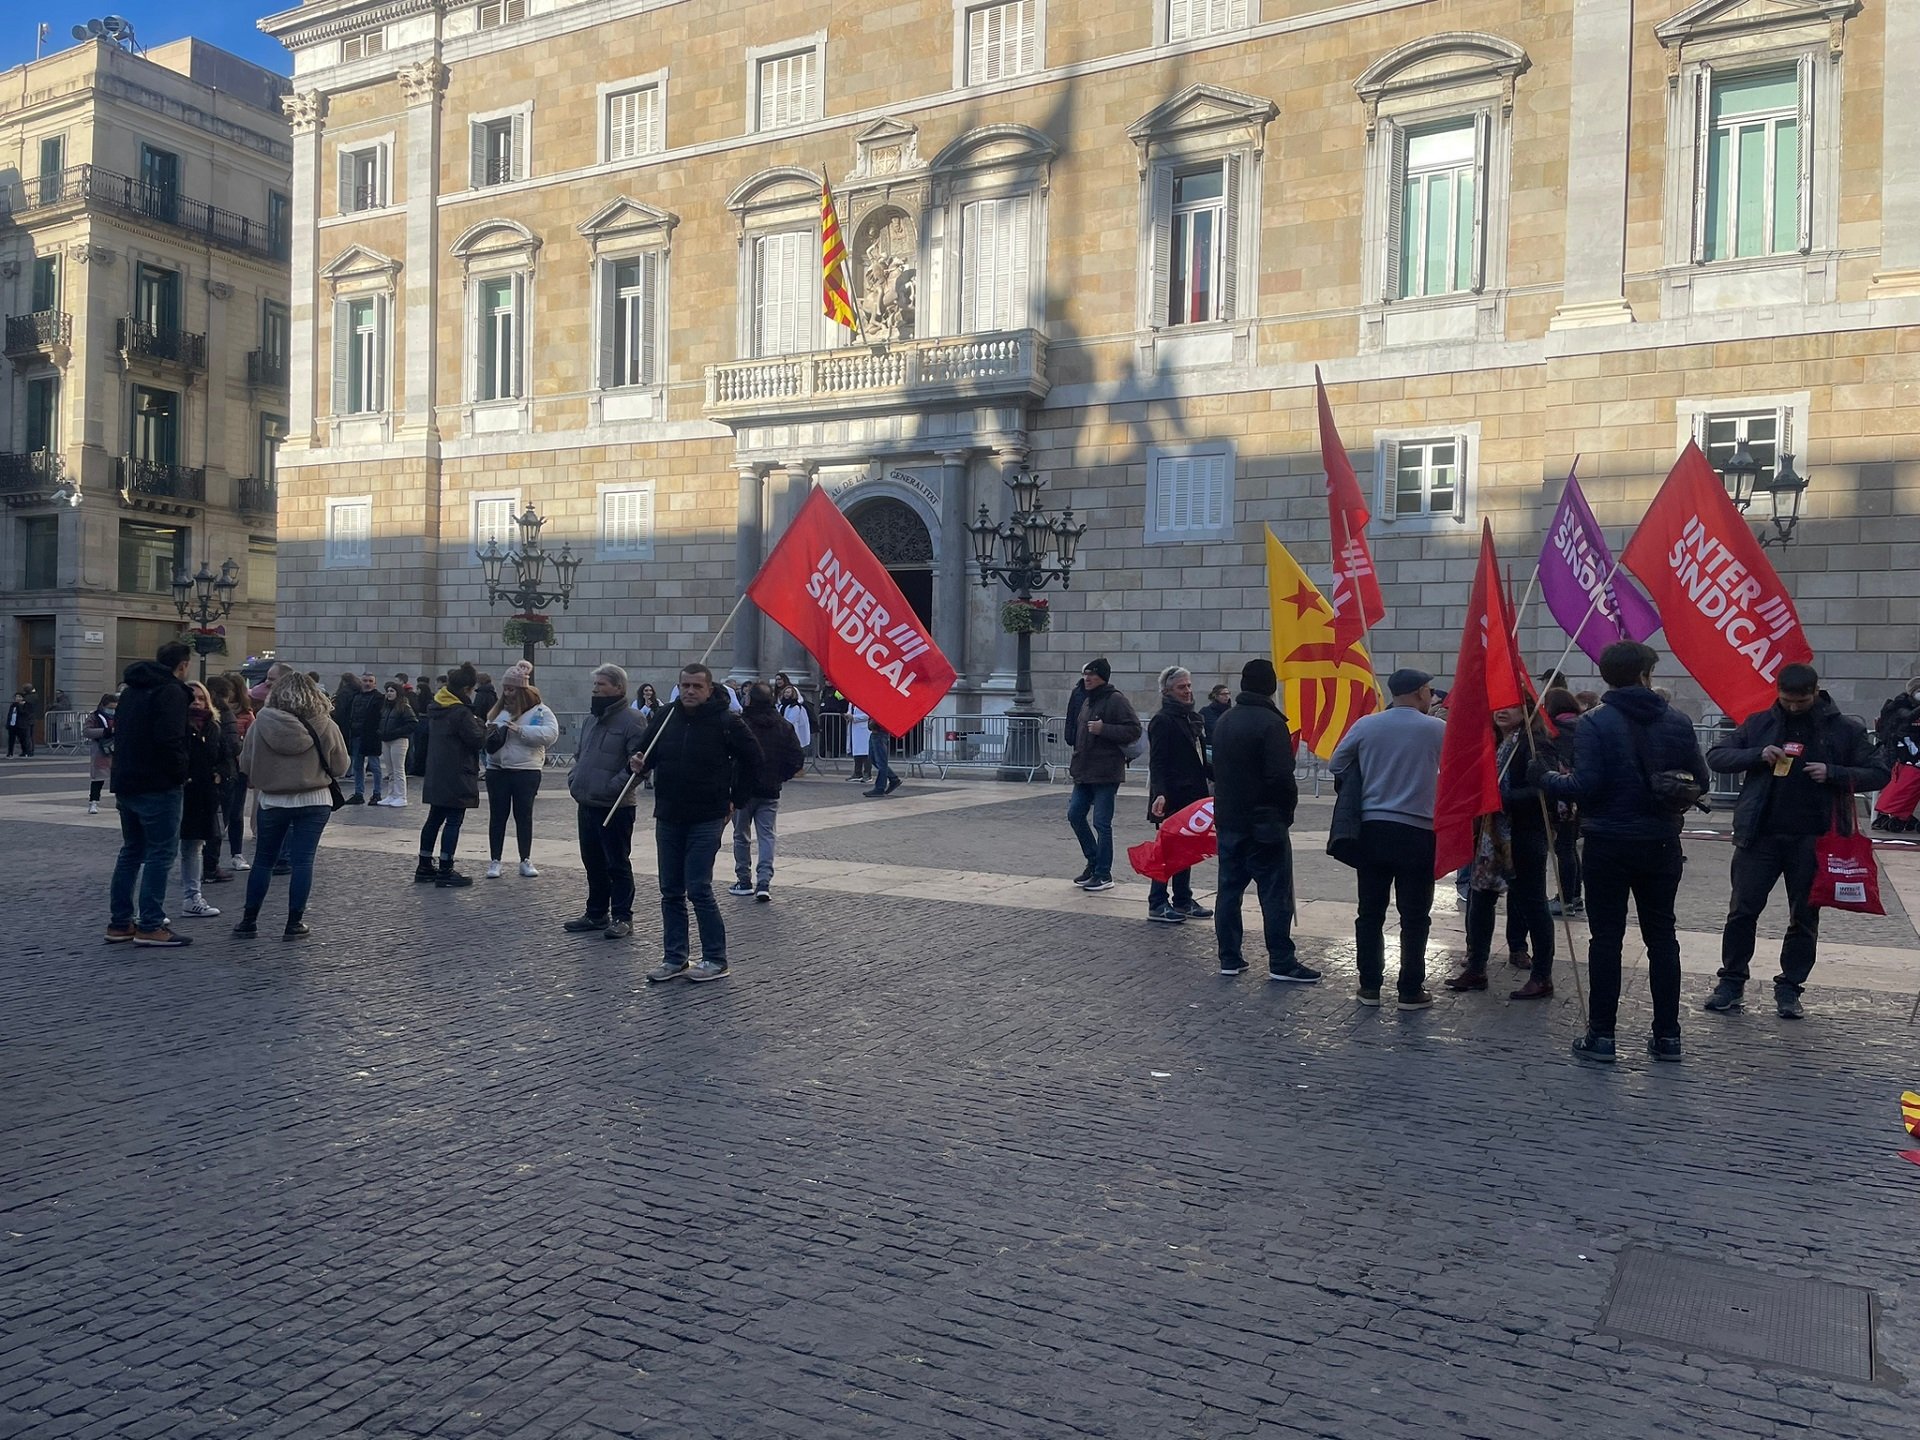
[3, 759, 1918, 1439]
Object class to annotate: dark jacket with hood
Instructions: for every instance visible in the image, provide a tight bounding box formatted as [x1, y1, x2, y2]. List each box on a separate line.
[180, 708, 234, 842]
[638, 691, 760, 825]
[740, 700, 805, 800]
[110, 660, 191, 797]
[424, 687, 488, 809]
[1543, 686, 1709, 841]
[347, 686, 384, 746]
[1068, 682, 1142, 786]
[1146, 694, 1211, 824]
[1707, 692, 1889, 845]
[471, 684, 498, 721]
[379, 692, 417, 742]
[1209, 691, 1299, 842]
[1201, 698, 1231, 745]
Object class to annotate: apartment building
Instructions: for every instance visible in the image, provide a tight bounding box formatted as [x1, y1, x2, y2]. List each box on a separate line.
[0, 36, 290, 715]
[260, 0, 1918, 717]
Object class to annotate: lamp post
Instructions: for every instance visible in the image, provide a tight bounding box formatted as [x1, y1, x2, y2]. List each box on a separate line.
[1716, 440, 1808, 548]
[967, 469, 1087, 774]
[478, 503, 582, 666]
[171, 556, 240, 680]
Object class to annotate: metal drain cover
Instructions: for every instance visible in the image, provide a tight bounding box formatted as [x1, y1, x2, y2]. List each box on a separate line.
[1599, 1247, 1879, 1383]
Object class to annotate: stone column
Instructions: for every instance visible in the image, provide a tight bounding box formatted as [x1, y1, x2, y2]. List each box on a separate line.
[398, 61, 445, 437]
[769, 459, 816, 685]
[279, 91, 325, 445]
[731, 464, 764, 682]
[938, 449, 972, 687]
[1549, 0, 1636, 330]
[1872, 0, 1920, 296]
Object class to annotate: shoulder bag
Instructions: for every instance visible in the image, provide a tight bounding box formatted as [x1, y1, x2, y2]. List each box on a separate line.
[1626, 715, 1705, 814]
[1327, 759, 1365, 868]
[1810, 789, 1884, 914]
[292, 714, 347, 811]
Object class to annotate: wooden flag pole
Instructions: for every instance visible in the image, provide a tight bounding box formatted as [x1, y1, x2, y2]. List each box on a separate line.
[1519, 716, 1586, 1024]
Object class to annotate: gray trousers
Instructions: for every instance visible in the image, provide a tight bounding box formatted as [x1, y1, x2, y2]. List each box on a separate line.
[733, 797, 779, 887]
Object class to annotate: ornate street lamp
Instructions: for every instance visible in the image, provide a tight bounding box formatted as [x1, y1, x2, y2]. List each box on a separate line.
[478, 502, 582, 665]
[1752, 452, 1809, 548]
[172, 556, 241, 680]
[1717, 439, 1762, 513]
[967, 468, 1087, 773]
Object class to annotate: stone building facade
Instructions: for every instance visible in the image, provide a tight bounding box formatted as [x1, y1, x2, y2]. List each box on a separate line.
[0, 38, 290, 716]
[260, 0, 1919, 720]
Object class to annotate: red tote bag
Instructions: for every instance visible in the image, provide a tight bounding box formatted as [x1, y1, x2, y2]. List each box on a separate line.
[1809, 793, 1884, 915]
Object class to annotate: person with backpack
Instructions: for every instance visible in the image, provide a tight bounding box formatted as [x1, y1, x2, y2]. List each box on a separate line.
[1066, 658, 1142, 894]
[729, 682, 805, 901]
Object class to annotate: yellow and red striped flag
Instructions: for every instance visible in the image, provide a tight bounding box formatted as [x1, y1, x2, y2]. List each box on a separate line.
[821, 180, 856, 331]
[1266, 527, 1378, 760]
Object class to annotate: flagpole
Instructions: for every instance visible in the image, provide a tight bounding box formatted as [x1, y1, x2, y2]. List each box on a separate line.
[602, 590, 753, 825]
[1518, 717, 1587, 1025]
[1496, 554, 1630, 791]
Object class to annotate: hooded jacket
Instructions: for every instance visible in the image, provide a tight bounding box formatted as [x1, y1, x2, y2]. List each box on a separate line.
[180, 709, 234, 842]
[1146, 694, 1211, 823]
[1543, 686, 1709, 841]
[347, 686, 384, 746]
[740, 701, 805, 800]
[1068, 682, 1142, 786]
[1210, 692, 1298, 841]
[1707, 692, 1889, 845]
[240, 706, 351, 796]
[639, 691, 761, 825]
[109, 660, 191, 796]
[424, 687, 488, 809]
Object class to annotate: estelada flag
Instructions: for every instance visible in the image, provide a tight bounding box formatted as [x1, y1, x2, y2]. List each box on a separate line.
[1432, 521, 1510, 878]
[1266, 527, 1377, 759]
[1316, 366, 1386, 647]
[747, 487, 956, 735]
[1127, 798, 1217, 883]
[821, 181, 856, 330]
[1621, 442, 1813, 723]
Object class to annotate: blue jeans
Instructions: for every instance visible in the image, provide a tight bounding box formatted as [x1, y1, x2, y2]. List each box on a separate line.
[349, 738, 382, 798]
[245, 804, 331, 919]
[1066, 782, 1119, 878]
[733, 797, 779, 888]
[110, 789, 183, 930]
[868, 730, 896, 787]
[657, 816, 727, 963]
[1215, 832, 1297, 970]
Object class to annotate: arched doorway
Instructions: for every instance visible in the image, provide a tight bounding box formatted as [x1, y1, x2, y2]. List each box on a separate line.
[846, 495, 935, 749]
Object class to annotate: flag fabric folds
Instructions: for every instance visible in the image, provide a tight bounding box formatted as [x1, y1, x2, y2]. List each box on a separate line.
[1432, 521, 1511, 878]
[1315, 366, 1386, 647]
[1620, 442, 1813, 723]
[746, 488, 956, 735]
[1538, 467, 1661, 665]
[1127, 798, 1217, 883]
[821, 180, 856, 330]
[1265, 528, 1378, 760]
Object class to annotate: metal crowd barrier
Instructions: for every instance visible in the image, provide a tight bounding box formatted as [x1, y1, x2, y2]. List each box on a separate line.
[39, 710, 84, 753]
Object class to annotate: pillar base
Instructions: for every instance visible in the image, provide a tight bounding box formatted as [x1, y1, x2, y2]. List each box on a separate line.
[1548, 298, 1636, 331]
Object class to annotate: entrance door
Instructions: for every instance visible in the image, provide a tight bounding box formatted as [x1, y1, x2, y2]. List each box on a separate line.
[16, 616, 55, 742]
[847, 496, 935, 753]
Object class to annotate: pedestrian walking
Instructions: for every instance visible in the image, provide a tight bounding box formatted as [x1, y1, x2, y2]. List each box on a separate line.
[415, 664, 487, 888]
[233, 670, 351, 940]
[199, 678, 242, 884]
[864, 714, 901, 797]
[345, 673, 385, 803]
[484, 680, 559, 878]
[176, 681, 234, 919]
[1067, 658, 1142, 893]
[377, 682, 415, 806]
[1143, 665, 1213, 924]
[1445, 704, 1555, 1000]
[1329, 668, 1447, 1009]
[847, 701, 872, 783]
[12, 690, 37, 756]
[330, 672, 360, 721]
[209, 676, 255, 873]
[1703, 663, 1889, 1020]
[84, 693, 116, 813]
[635, 663, 760, 983]
[104, 641, 193, 947]
[1211, 660, 1318, 981]
[564, 664, 649, 939]
[730, 682, 804, 901]
[1541, 641, 1710, 1064]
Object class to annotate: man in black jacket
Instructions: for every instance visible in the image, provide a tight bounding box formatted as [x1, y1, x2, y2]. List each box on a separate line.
[106, 641, 194, 947]
[346, 673, 385, 803]
[1704, 664, 1889, 1019]
[1144, 665, 1213, 924]
[1210, 659, 1316, 982]
[1542, 641, 1710, 1064]
[730, 682, 805, 902]
[633, 663, 761, 983]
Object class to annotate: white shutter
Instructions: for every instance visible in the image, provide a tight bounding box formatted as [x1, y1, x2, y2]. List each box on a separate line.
[510, 272, 526, 397]
[1168, 0, 1192, 43]
[337, 150, 353, 214]
[372, 294, 389, 411]
[1201, 453, 1227, 529]
[1690, 64, 1714, 265]
[639, 250, 659, 385]
[1379, 119, 1405, 302]
[1154, 457, 1179, 534]
[1005, 195, 1031, 330]
[469, 123, 486, 189]
[331, 299, 350, 415]
[1470, 110, 1492, 293]
[1017, 1, 1035, 75]
[1147, 164, 1175, 328]
[510, 113, 526, 183]
[376, 145, 388, 207]
[969, 7, 990, 82]
[802, 50, 817, 123]
[596, 260, 617, 388]
[1379, 440, 1400, 519]
[1219, 154, 1242, 321]
[1794, 52, 1814, 254]
[1449, 436, 1469, 520]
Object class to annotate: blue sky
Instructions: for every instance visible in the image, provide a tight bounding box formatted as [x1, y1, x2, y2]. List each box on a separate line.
[3, 8, 292, 76]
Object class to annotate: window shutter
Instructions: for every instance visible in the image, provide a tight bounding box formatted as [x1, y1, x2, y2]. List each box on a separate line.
[1690, 63, 1714, 265]
[1147, 164, 1175, 328]
[1379, 440, 1400, 519]
[803, 51, 818, 122]
[1379, 119, 1405, 303]
[469, 123, 486, 189]
[1154, 458, 1179, 534]
[1470, 110, 1492, 293]
[331, 300, 350, 415]
[377, 145, 389, 206]
[1017, 1, 1035, 74]
[510, 113, 526, 182]
[1168, 0, 1190, 43]
[1690, 412, 1709, 449]
[1794, 52, 1814, 253]
[1202, 453, 1227, 530]
[337, 151, 353, 213]
[510, 272, 526, 396]
[1449, 435, 1468, 520]
[1220, 153, 1242, 321]
[1007, 196, 1031, 331]
[640, 250, 659, 385]
[596, 260, 617, 388]
[371, 294, 389, 410]
[969, 7, 989, 82]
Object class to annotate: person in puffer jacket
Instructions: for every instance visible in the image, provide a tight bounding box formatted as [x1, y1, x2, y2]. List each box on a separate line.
[562, 663, 649, 940]
[728, 682, 804, 901]
[483, 676, 559, 879]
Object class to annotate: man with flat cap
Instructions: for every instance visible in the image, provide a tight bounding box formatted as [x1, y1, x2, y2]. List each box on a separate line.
[1329, 668, 1447, 1009]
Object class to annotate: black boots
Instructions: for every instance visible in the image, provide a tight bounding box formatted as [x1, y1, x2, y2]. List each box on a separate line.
[435, 856, 472, 888]
[413, 853, 437, 883]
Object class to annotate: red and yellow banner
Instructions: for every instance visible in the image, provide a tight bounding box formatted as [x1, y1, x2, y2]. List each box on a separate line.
[1266, 528, 1377, 760]
[821, 181, 855, 330]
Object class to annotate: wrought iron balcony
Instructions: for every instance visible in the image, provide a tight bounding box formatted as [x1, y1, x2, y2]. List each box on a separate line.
[0, 451, 65, 506]
[237, 476, 277, 517]
[4, 310, 72, 357]
[704, 329, 1050, 426]
[118, 317, 208, 371]
[246, 350, 289, 389]
[3, 165, 288, 263]
[116, 456, 205, 514]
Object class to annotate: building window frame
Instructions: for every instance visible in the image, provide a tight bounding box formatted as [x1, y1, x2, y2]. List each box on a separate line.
[118, 520, 187, 595]
[450, 219, 541, 431]
[929, 125, 1056, 340]
[468, 103, 532, 190]
[17, 515, 60, 591]
[956, 0, 1042, 88]
[474, 0, 526, 31]
[129, 385, 181, 468]
[31, 255, 61, 313]
[37, 133, 65, 205]
[324, 496, 373, 570]
[597, 483, 655, 562]
[748, 35, 825, 135]
[579, 198, 678, 422]
[336, 138, 393, 214]
[599, 73, 666, 164]
[470, 491, 521, 568]
[1145, 442, 1235, 545]
[1159, 0, 1250, 45]
[320, 243, 402, 439]
[24, 375, 60, 455]
[1372, 421, 1481, 536]
[330, 293, 388, 417]
[259, 413, 287, 488]
[339, 27, 385, 62]
[1675, 392, 1812, 492]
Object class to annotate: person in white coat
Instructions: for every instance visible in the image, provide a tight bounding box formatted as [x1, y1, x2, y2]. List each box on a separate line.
[484, 679, 560, 878]
[847, 702, 872, 783]
[777, 683, 813, 756]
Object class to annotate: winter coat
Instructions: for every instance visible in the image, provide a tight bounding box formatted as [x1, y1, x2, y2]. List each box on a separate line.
[1201, 698, 1231, 746]
[179, 716, 232, 843]
[740, 704, 805, 800]
[378, 695, 417, 742]
[110, 660, 190, 796]
[638, 692, 761, 825]
[240, 706, 350, 797]
[84, 707, 115, 783]
[1209, 692, 1298, 842]
[568, 702, 648, 809]
[486, 703, 559, 771]
[1146, 696, 1211, 824]
[1064, 683, 1088, 748]
[1707, 693, 1889, 846]
[348, 687, 384, 746]
[1068, 682, 1142, 787]
[1543, 686, 1709, 841]
[778, 699, 813, 751]
[424, 689, 488, 809]
[471, 684, 498, 721]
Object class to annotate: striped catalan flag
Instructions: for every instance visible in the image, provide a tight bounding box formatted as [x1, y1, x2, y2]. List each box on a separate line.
[1266, 526, 1378, 760]
[821, 180, 856, 330]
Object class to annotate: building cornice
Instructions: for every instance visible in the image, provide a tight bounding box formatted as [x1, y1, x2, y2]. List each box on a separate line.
[259, 0, 441, 49]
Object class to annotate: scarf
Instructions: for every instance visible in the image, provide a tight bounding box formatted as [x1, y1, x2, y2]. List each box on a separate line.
[590, 693, 625, 718]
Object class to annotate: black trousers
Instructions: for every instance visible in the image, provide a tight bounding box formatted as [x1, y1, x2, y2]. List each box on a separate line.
[486, 768, 543, 861]
[1468, 829, 1554, 983]
[1582, 833, 1684, 1039]
[1718, 833, 1821, 993]
[1554, 815, 1583, 904]
[577, 803, 636, 922]
[419, 804, 466, 860]
[1353, 820, 1435, 997]
[1214, 832, 1295, 971]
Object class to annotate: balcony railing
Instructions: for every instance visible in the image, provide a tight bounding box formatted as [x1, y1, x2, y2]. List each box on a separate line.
[237, 476, 278, 516]
[247, 350, 289, 389]
[119, 317, 208, 371]
[117, 456, 206, 505]
[0, 451, 64, 499]
[3, 165, 289, 262]
[705, 330, 1049, 424]
[4, 310, 72, 356]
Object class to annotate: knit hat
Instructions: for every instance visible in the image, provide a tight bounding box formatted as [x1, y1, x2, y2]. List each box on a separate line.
[1082, 658, 1111, 681]
[1240, 659, 1278, 696]
[1387, 667, 1432, 697]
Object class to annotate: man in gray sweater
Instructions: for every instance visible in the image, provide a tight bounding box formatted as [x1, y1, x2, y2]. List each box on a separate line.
[1329, 668, 1447, 1009]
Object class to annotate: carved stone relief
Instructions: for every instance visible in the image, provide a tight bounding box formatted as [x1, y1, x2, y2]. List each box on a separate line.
[853, 207, 917, 342]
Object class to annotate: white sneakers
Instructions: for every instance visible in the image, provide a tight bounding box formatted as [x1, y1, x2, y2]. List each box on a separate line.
[486, 861, 503, 879]
[231, 855, 251, 871]
[87, 801, 99, 814]
[182, 897, 221, 917]
[519, 860, 539, 877]
[381, 794, 408, 807]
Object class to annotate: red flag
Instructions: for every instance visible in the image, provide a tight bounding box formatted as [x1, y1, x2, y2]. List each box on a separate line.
[746, 488, 956, 735]
[1316, 366, 1386, 646]
[1126, 798, 1217, 883]
[1432, 522, 1507, 878]
[1621, 443, 1814, 721]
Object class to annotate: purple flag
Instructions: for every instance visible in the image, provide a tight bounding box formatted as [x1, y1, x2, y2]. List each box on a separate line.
[1539, 470, 1661, 665]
